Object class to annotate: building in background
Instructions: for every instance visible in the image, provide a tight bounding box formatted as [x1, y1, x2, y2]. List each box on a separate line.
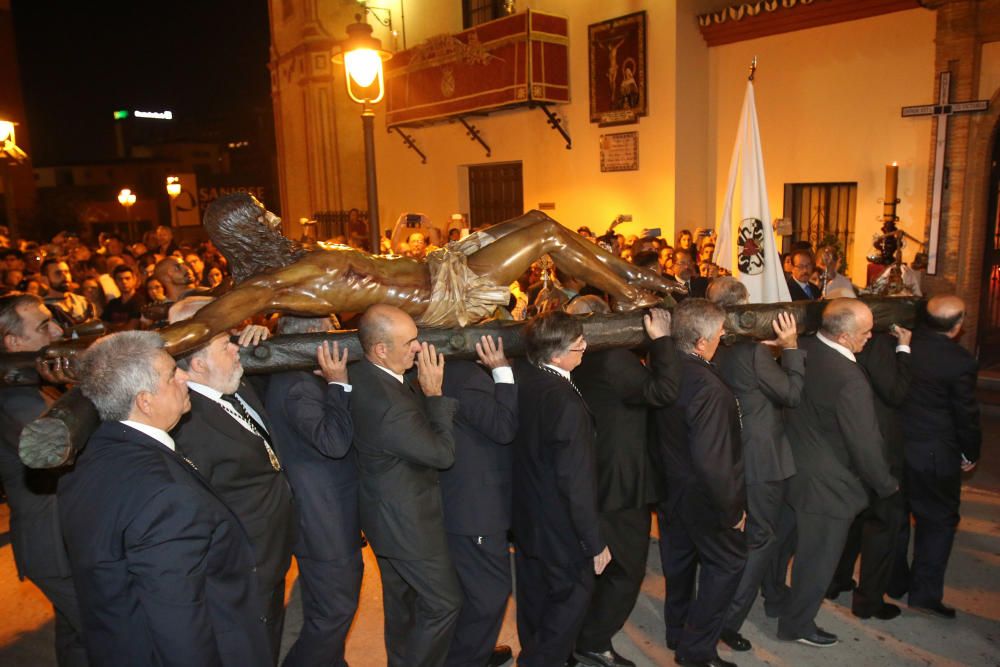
[269, 0, 1000, 359]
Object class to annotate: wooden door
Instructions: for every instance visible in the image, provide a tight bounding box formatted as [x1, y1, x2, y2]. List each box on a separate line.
[977, 128, 1000, 367]
[468, 162, 523, 229]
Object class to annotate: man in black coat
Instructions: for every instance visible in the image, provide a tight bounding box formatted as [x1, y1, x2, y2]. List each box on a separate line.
[0, 293, 87, 667]
[60, 330, 271, 666]
[173, 330, 296, 664]
[706, 278, 803, 653]
[512, 311, 611, 667]
[828, 325, 911, 620]
[895, 295, 981, 618]
[784, 249, 820, 300]
[440, 336, 518, 667]
[778, 299, 899, 647]
[655, 298, 746, 667]
[350, 304, 462, 667]
[264, 316, 358, 667]
[566, 299, 679, 667]
[670, 249, 708, 301]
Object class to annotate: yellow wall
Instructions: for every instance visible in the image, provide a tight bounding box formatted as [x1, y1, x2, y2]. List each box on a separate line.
[372, 0, 686, 239]
[707, 8, 937, 282]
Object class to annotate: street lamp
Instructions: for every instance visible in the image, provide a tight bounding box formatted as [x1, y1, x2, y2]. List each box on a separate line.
[332, 16, 392, 254]
[117, 188, 136, 221]
[165, 176, 182, 199]
[0, 119, 29, 237]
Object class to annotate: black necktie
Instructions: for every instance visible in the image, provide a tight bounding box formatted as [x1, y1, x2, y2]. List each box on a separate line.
[221, 393, 282, 471]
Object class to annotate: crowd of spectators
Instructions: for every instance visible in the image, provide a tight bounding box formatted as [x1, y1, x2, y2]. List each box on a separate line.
[0, 224, 231, 334]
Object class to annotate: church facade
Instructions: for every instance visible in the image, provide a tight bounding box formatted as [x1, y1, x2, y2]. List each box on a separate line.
[269, 0, 1000, 355]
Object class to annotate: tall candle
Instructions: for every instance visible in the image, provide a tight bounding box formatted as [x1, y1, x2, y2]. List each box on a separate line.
[885, 162, 898, 203]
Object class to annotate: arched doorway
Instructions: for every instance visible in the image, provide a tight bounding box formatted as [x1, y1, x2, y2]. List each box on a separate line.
[977, 121, 1000, 369]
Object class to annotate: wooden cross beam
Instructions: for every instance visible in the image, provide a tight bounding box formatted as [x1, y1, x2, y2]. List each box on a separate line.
[902, 71, 989, 274]
[16, 296, 923, 470]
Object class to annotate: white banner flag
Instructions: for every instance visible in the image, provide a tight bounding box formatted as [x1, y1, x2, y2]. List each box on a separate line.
[714, 81, 790, 303]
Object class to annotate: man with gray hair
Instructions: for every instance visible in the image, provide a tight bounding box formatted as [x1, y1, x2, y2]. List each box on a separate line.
[778, 299, 898, 647]
[654, 298, 746, 667]
[706, 277, 803, 653]
[172, 324, 295, 664]
[0, 293, 87, 666]
[58, 330, 271, 666]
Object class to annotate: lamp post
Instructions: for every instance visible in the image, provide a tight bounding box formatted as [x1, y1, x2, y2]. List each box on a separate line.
[332, 16, 392, 254]
[117, 187, 136, 222]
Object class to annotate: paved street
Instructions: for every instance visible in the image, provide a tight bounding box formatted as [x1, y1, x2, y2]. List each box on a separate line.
[1, 407, 997, 666]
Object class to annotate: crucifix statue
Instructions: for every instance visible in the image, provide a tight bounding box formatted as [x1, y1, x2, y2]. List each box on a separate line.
[901, 70, 989, 274]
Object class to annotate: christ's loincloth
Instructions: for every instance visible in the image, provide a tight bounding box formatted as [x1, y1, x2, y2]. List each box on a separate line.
[415, 231, 511, 328]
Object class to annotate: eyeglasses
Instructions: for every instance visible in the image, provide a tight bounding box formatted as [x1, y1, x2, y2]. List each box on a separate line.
[568, 346, 587, 353]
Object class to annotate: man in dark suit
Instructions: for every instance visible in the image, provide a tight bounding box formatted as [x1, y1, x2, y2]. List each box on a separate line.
[440, 335, 518, 667]
[828, 325, 911, 620]
[565, 298, 679, 667]
[706, 278, 803, 653]
[670, 249, 708, 301]
[785, 249, 820, 300]
[778, 299, 899, 647]
[60, 330, 271, 666]
[173, 330, 296, 663]
[895, 295, 981, 618]
[512, 311, 610, 667]
[264, 316, 358, 667]
[0, 293, 87, 667]
[655, 298, 746, 667]
[351, 304, 462, 667]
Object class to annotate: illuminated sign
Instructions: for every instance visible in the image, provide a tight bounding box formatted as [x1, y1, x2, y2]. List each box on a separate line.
[113, 109, 129, 120]
[133, 110, 173, 120]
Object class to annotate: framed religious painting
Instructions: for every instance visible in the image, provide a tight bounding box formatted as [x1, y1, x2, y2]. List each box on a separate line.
[588, 11, 647, 125]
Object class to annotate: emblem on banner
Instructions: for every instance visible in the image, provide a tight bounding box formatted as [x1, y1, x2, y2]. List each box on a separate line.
[737, 217, 765, 275]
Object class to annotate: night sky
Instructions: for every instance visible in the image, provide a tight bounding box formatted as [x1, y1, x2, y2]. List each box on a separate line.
[10, 0, 273, 165]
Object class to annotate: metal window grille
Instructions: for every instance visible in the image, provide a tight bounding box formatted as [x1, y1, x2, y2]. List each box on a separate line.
[782, 182, 857, 259]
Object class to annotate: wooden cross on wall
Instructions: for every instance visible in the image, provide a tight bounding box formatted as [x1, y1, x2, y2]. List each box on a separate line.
[902, 71, 989, 274]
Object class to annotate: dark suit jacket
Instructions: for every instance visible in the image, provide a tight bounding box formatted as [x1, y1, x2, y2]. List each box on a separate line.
[572, 337, 680, 512]
[0, 387, 72, 580]
[714, 342, 802, 484]
[59, 422, 271, 667]
[655, 354, 745, 529]
[511, 361, 604, 565]
[856, 332, 911, 472]
[173, 381, 295, 594]
[440, 360, 518, 536]
[785, 276, 819, 301]
[265, 371, 358, 561]
[674, 276, 709, 301]
[786, 336, 898, 520]
[350, 358, 459, 561]
[901, 327, 981, 465]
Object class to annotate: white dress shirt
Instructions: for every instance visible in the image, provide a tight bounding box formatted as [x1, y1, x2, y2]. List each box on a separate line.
[121, 420, 175, 451]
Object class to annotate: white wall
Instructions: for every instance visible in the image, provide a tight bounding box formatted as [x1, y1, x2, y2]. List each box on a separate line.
[372, 1, 688, 239]
[707, 8, 937, 281]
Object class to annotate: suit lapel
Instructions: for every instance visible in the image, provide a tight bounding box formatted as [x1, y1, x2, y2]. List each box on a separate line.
[189, 391, 254, 442]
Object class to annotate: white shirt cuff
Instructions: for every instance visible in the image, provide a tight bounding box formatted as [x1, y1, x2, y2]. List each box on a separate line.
[329, 382, 353, 392]
[895, 345, 911, 354]
[491, 366, 514, 384]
